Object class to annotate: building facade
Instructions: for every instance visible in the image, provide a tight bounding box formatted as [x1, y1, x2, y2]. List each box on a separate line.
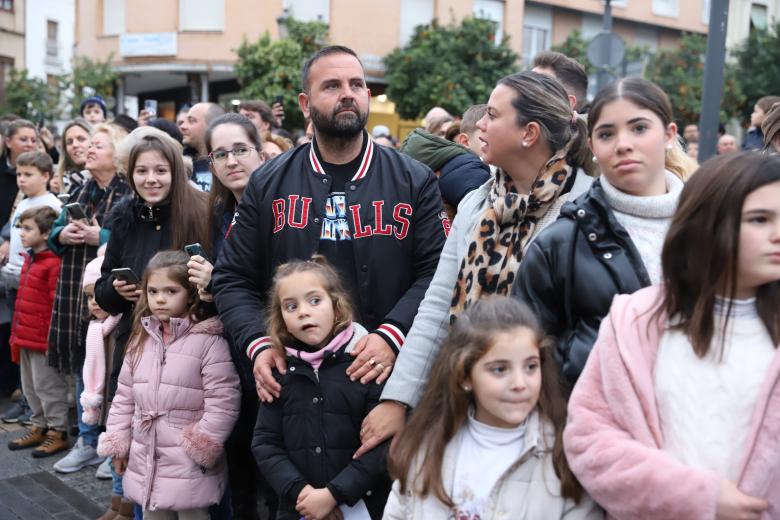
[0, 0, 25, 106]
[70, 0, 719, 118]
[25, 0, 75, 85]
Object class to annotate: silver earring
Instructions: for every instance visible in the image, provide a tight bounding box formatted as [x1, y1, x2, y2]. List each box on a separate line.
[592, 155, 598, 163]
[522, 142, 528, 148]
[462, 385, 471, 392]
[666, 143, 673, 150]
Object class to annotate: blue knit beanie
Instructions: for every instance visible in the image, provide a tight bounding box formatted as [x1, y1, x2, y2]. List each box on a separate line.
[80, 95, 107, 117]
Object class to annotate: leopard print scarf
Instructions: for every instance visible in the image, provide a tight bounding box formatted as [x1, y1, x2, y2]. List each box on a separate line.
[449, 153, 575, 320]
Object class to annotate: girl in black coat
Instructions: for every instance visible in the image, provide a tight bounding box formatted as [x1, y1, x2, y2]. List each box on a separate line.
[252, 256, 390, 520]
[513, 77, 694, 388]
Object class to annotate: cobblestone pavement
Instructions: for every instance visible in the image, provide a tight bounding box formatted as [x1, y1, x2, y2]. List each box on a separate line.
[0, 397, 111, 520]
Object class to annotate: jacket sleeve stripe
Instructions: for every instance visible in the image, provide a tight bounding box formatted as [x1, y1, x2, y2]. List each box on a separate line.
[377, 323, 405, 350]
[246, 336, 273, 360]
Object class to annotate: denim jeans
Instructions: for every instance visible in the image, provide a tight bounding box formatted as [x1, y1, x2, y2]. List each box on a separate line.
[109, 458, 124, 496]
[75, 374, 100, 447]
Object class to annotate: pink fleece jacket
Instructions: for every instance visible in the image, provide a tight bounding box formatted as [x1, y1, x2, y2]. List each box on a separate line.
[80, 314, 122, 424]
[565, 285, 780, 519]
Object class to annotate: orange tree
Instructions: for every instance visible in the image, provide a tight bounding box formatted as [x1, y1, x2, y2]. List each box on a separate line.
[645, 32, 744, 127]
[383, 17, 517, 120]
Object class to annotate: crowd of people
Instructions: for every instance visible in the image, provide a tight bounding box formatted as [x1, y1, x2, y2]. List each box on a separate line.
[1, 43, 779, 520]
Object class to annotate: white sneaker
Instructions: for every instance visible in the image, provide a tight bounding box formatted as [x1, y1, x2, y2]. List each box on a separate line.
[52, 437, 103, 473]
[95, 457, 112, 479]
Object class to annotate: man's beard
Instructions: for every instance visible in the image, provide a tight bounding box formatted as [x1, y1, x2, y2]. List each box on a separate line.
[310, 101, 368, 139]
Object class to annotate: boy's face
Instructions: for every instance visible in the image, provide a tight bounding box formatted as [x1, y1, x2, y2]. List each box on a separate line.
[19, 218, 48, 251]
[16, 165, 50, 197]
[82, 103, 105, 124]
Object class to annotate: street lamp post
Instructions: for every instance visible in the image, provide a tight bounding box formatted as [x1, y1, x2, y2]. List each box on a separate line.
[698, 0, 730, 162]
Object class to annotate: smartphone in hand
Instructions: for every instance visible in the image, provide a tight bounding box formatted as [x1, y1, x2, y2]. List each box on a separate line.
[65, 203, 88, 221]
[184, 243, 211, 263]
[111, 268, 141, 285]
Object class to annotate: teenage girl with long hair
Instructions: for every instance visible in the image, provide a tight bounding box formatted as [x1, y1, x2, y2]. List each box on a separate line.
[565, 152, 780, 519]
[513, 77, 694, 388]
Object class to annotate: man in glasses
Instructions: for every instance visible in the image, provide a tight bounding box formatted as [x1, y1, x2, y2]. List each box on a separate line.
[213, 44, 448, 406]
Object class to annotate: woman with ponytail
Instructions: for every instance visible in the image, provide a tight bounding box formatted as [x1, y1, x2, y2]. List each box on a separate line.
[513, 77, 693, 389]
[356, 71, 594, 455]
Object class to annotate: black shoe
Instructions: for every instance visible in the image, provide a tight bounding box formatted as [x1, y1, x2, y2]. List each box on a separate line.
[1, 396, 29, 424]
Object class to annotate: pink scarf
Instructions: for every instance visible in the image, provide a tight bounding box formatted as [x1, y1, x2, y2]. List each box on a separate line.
[284, 323, 354, 370]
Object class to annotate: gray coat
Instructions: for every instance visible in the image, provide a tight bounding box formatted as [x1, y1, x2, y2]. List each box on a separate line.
[381, 171, 593, 406]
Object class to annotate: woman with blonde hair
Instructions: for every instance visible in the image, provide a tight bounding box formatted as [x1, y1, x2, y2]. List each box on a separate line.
[49, 122, 134, 477]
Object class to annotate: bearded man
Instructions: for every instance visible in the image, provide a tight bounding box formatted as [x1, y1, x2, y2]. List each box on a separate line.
[212, 45, 448, 403]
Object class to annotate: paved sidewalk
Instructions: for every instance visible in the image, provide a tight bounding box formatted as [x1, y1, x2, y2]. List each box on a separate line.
[0, 397, 111, 520]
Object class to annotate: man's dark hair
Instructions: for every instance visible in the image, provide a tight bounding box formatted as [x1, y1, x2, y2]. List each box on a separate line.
[301, 45, 362, 93]
[240, 100, 275, 125]
[148, 118, 184, 144]
[532, 51, 588, 111]
[112, 114, 138, 133]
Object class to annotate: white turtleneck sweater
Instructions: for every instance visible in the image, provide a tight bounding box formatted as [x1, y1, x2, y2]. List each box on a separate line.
[452, 409, 527, 518]
[600, 171, 683, 284]
[655, 298, 776, 481]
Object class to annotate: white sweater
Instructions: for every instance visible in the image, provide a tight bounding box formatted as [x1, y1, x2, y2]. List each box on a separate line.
[3, 192, 62, 275]
[600, 171, 682, 284]
[655, 298, 776, 481]
[452, 410, 527, 517]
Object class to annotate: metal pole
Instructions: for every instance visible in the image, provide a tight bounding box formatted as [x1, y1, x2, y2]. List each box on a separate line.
[697, 0, 730, 162]
[597, 0, 613, 93]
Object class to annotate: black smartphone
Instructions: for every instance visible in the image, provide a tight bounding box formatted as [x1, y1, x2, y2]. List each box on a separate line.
[57, 193, 71, 203]
[184, 243, 211, 263]
[111, 268, 140, 285]
[274, 94, 284, 106]
[64, 202, 88, 220]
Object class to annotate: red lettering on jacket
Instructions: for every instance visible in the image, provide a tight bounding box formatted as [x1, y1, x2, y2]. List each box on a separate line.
[393, 203, 412, 240]
[349, 204, 373, 239]
[372, 201, 393, 236]
[272, 199, 285, 233]
[287, 195, 312, 229]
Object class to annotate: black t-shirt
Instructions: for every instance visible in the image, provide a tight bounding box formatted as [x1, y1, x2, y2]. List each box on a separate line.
[314, 140, 365, 309]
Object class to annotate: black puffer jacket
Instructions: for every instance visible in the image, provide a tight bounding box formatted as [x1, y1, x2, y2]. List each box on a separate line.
[95, 197, 173, 399]
[252, 327, 390, 520]
[511, 179, 650, 387]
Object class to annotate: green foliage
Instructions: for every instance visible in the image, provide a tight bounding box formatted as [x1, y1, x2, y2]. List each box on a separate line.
[234, 18, 328, 130]
[65, 54, 118, 118]
[0, 68, 61, 122]
[732, 21, 780, 122]
[383, 17, 518, 120]
[645, 33, 743, 126]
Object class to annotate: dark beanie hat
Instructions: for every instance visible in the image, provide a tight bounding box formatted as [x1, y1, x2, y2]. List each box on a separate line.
[80, 95, 107, 117]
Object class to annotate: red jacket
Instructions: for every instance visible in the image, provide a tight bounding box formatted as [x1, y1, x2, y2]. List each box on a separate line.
[10, 249, 61, 361]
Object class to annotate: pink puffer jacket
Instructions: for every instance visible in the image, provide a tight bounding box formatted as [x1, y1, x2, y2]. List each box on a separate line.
[98, 316, 240, 511]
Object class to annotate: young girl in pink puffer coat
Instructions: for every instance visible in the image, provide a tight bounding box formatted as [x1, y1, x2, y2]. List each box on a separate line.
[97, 250, 240, 519]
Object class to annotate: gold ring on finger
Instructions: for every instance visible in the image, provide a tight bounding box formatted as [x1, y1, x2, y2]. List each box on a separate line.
[368, 358, 376, 367]
[376, 363, 385, 372]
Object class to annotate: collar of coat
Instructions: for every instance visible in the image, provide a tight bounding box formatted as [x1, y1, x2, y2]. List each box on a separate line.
[140, 315, 223, 343]
[308, 130, 374, 181]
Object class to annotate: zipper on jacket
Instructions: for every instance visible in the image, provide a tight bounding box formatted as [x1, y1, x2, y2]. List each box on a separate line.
[313, 367, 319, 382]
